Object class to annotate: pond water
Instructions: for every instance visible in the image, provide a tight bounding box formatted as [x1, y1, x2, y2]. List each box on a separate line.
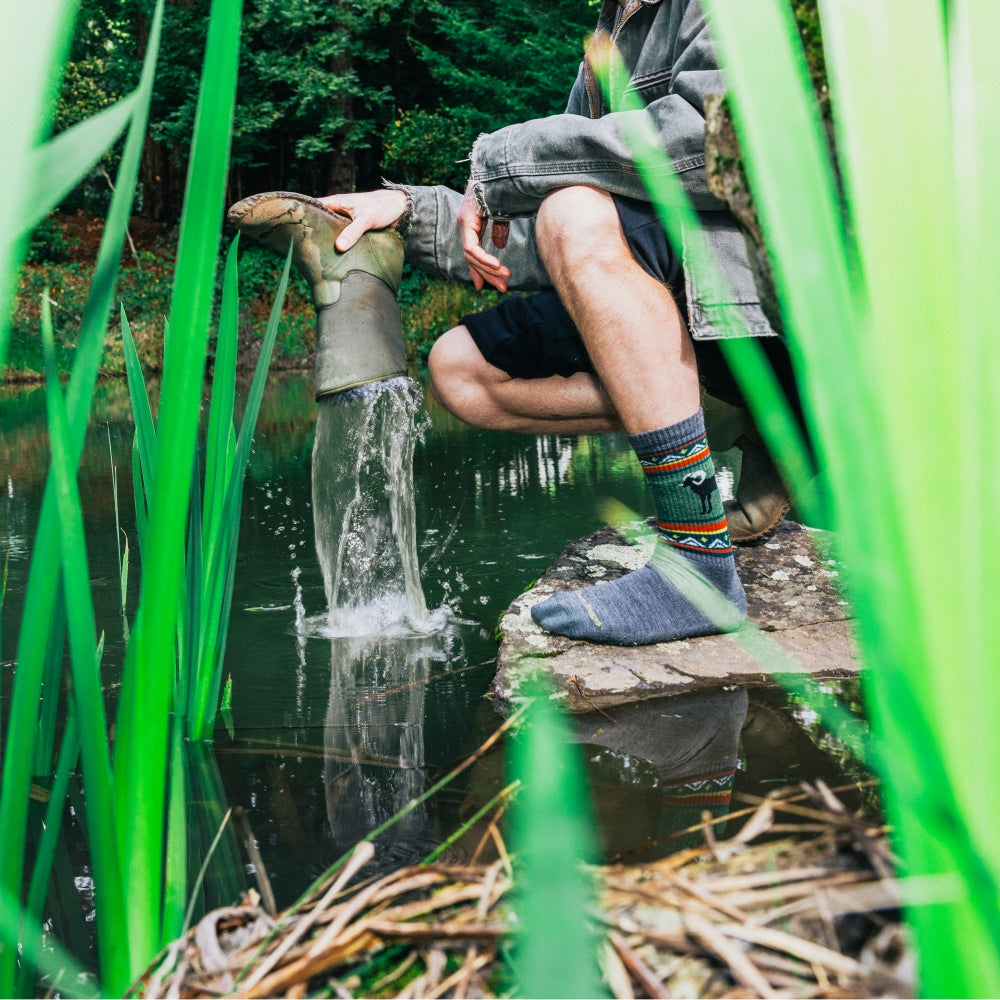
[0, 371, 868, 919]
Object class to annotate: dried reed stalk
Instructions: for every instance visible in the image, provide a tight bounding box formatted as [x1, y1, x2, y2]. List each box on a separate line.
[139, 782, 910, 999]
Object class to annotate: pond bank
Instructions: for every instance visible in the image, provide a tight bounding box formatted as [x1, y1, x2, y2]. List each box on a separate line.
[494, 518, 857, 709]
[137, 781, 909, 999]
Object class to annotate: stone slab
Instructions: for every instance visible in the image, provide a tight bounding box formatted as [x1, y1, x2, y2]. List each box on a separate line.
[494, 520, 859, 711]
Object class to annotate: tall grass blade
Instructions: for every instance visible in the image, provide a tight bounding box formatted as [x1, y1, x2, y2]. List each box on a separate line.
[0, 885, 97, 1000]
[0, 9, 164, 988]
[18, 710, 80, 998]
[114, 482, 130, 641]
[949, 1, 1000, 867]
[20, 93, 141, 236]
[40, 299, 128, 987]
[162, 713, 189, 939]
[203, 240, 240, 539]
[701, 1, 1000, 992]
[0, 0, 79, 374]
[180, 459, 204, 718]
[507, 679, 605, 999]
[120, 307, 157, 531]
[188, 243, 240, 735]
[188, 244, 292, 738]
[31, 587, 67, 776]
[112, 0, 242, 966]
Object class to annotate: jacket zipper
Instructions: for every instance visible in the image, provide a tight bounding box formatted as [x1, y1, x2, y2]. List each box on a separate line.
[585, 0, 650, 118]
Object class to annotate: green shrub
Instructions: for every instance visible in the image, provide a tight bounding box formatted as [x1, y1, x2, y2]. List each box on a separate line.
[26, 216, 81, 264]
[400, 269, 503, 368]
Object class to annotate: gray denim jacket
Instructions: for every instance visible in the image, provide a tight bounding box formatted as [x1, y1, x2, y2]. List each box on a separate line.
[397, 0, 775, 341]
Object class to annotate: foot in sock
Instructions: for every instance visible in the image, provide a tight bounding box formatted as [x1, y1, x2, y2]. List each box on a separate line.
[530, 552, 746, 645]
[531, 410, 747, 645]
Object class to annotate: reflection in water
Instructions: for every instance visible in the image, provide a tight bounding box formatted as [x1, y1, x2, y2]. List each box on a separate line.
[0, 373, 869, 921]
[323, 630, 463, 861]
[574, 687, 749, 858]
[458, 687, 750, 864]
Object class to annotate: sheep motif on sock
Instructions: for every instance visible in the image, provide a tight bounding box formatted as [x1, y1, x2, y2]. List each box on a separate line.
[681, 470, 718, 515]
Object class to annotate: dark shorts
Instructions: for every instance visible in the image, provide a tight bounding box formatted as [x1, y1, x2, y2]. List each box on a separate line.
[462, 193, 803, 423]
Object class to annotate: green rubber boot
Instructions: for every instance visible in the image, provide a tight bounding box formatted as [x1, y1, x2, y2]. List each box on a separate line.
[226, 191, 407, 398]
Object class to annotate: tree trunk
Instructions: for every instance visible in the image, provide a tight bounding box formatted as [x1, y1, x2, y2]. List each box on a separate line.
[140, 137, 189, 222]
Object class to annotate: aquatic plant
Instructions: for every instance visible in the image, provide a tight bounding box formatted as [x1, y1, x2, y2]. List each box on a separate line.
[0, 0, 284, 992]
[597, 2, 1000, 994]
[505, 680, 605, 999]
[1, 2, 167, 991]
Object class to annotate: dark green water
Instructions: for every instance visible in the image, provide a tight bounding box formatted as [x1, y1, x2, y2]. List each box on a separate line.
[1, 372, 867, 915]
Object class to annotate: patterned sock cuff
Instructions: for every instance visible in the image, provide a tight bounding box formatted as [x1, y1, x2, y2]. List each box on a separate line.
[627, 410, 706, 457]
[661, 768, 736, 808]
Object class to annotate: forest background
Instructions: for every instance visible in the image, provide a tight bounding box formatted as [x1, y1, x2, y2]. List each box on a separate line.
[10, 0, 602, 381]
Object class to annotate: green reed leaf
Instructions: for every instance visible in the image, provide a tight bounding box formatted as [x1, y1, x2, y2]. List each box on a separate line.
[188, 245, 292, 738]
[41, 298, 129, 987]
[507, 678, 605, 1000]
[113, 0, 242, 965]
[0, 884, 97, 1000]
[203, 238, 240, 539]
[120, 307, 157, 525]
[20, 92, 140, 237]
[703, 1, 1000, 992]
[0, 0, 79, 374]
[19, 710, 81, 998]
[162, 714, 189, 940]
[0, 10, 164, 985]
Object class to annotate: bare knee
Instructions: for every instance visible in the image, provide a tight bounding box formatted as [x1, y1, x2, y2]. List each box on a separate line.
[428, 326, 510, 428]
[535, 186, 622, 273]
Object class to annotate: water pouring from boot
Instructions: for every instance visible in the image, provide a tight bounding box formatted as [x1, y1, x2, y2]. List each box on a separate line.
[227, 192, 434, 636]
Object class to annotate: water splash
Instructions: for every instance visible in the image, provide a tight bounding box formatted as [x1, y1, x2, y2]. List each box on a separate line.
[311, 377, 432, 636]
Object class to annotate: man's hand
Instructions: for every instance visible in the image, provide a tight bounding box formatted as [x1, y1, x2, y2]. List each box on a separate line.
[457, 182, 511, 292]
[317, 189, 408, 252]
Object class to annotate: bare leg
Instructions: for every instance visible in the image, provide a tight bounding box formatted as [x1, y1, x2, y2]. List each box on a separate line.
[535, 186, 700, 433]
[428, 325, 621, 433]
[428, 186, 699, 435]
[525, 186, 745, 645]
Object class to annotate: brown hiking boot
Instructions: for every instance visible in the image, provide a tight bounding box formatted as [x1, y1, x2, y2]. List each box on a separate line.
[702, 393, 791, 544]
[227, 191, 407, 396]
[724, 432, 791, 543]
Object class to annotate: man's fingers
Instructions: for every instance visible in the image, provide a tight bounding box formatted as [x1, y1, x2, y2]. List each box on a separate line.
[457, 181, 510, 290]
[316, 189, 408, 250]
[465, 245, 509, 277]
[335, 220, 365, 252]
[465, 251, 510, 292]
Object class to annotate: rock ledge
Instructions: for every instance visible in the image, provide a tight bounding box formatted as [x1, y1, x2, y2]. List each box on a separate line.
[494, 520, 858, 711]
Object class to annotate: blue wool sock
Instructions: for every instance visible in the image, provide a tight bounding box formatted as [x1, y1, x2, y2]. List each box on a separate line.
[531, 411, 746, 645]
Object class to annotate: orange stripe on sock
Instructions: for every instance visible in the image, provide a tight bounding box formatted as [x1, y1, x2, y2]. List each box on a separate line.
[643, 446, 711, 475]
[658, 517, 730, 534]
